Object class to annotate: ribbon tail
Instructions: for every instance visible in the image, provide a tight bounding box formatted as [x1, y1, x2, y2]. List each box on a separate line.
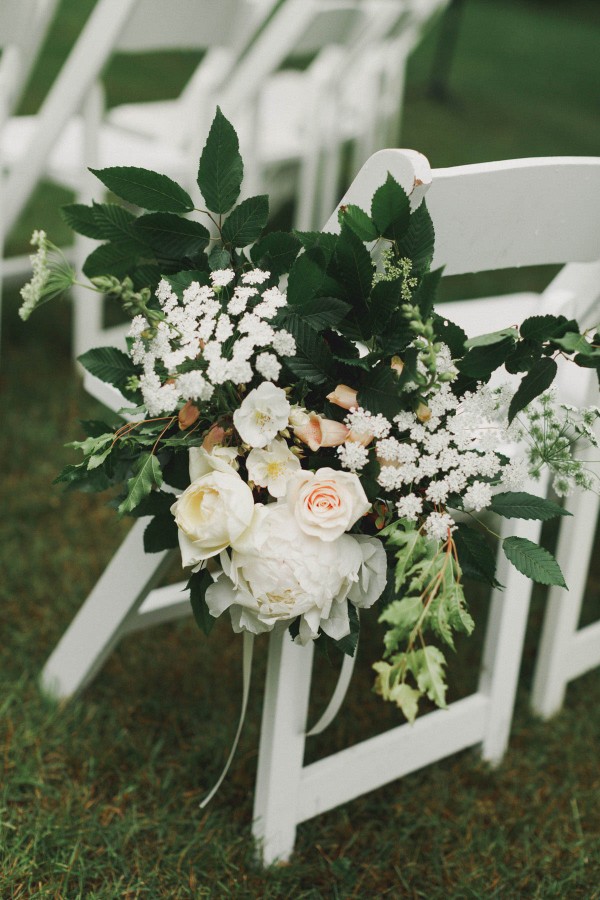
[200, 631, 254, 808]
[306, 629, 359, 738]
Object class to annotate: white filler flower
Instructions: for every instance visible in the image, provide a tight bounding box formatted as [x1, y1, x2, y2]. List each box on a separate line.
[233, 382, 290, 448]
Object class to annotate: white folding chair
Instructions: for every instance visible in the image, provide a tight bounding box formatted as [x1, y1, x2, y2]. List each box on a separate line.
[39, 150, 600, 866]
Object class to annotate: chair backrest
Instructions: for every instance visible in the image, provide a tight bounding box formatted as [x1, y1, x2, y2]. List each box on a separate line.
[0, 0, 58, 125]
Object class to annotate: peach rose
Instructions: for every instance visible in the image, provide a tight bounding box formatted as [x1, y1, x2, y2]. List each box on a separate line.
[285, 467, 371, 541]
[294, 413, 349, 452]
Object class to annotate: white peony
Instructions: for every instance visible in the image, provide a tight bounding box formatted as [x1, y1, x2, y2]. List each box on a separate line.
[347, 535, 388, 609]
[171, 464, 254, 566]
[233, 381, 290, 448]
[205, 503, 369, 644]
[246, 438, 301, 498]
[285, 467, 371, 542]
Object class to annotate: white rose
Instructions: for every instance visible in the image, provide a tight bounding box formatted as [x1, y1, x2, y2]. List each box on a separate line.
[170, 469, 254, 567]
[233, 381, 290, 448]
[246, 438, 301, 498]
[347, 535, 388, 609]
[205, 503, 364, 644]
[189, 445, 238, 480]
[286, 467, 371, 542]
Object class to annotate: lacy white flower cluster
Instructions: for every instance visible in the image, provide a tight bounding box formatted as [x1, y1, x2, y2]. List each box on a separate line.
[335, 380, 531, 541]
[128, 269, 297, 416]
[170, 382, 388, 644]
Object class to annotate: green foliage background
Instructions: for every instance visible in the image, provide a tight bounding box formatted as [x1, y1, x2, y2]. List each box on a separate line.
[1, 0, 600, 895]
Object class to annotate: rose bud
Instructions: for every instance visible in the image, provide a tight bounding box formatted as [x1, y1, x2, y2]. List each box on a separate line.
[178, 401, 200, 430]
[202, 423, 226, 451]
[326, 384, 358, 410]
[416, 402, 432, 423]
[390, 356, 404, 375]
[294, 414, 349, 451]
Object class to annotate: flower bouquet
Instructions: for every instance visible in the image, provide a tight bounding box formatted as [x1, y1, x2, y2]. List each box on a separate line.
[21, 108, 600, 724]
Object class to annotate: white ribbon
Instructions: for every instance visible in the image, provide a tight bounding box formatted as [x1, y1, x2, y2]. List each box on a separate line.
[199, 631, 254, 808]
[306, 631, 359, 737]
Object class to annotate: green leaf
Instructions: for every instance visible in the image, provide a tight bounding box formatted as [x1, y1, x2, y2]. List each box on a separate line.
[82, 241, 145, 279]
[432, 312, 468, 358]
[370, 277, 402, 333]
[188, 569, 216, 635]
[197, 107, 243, 214]
[395, 201, 435, 276]
[371, 173, 410, 243]
[339, 203, 378, 242]
[250, 231, 301, 276]
[133, 212, 210, 258]
[379, 594, 423, 646]
[282, 314, 335, 384]
[387, 680, 420, 724]
[208, 245, 231, 270]
[333, 225, 374, 333]
[358, 365, 401, 418]
[490, 491, 572, 521]
[503, 536, 567, 587]
[465, 327, 519, 349]
[508, 357, 558, 423]
[294, 230, 338, 265]
[550, 331, 595, 356]
[410, 646, 448, 708]
[90, 166, 193, 213]
[335, 603, 360, 657]
[457, 336, 516, 381]
[504, 339, 542, 374]
[91, 202, 140, 242]
[78, 346, 138, 395]
[520, 314, 577, 342]
[411, 267, 443, 320]
[454, 523, 500, 587]
[221, 195, 269, 247]
[130, 489, 176, 518]
[165, 269, 210, 298]
[286, 249, 326, 306]
[143, 514, 179, 552]
[61, 203, 105, 239]
[119, 454, 163, 515]
[279, 295, 350, 331]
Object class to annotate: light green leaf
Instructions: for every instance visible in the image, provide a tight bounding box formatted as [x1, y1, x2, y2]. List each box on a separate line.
[118, 453, 163, 515]
[221, 195, 269, 247]
[389, 681, 420, 724]
[410, 646, 448, 709]
[197, 107, 243, 214]
[465, 327, 519, 349]
[551, 331, 595, 356]
[490, 491, 572, 521]
[503, 536, 567, 587]
[90, 166, 193, 213]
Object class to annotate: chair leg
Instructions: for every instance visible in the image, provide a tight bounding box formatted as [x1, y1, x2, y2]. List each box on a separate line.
[40, 518, 174, 700]
[252, 626, 314, 865]
[531, 483, 600, 719]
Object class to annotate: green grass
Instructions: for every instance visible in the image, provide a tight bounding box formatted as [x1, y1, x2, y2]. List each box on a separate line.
[2, 0, 600, 896]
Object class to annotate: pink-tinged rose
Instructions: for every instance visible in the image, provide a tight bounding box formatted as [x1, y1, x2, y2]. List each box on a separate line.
[326, 384, 358, 410]
[202, 424, 226, 452]
[294, 414, 349, 451]
[286, 467, 371, 541]
[171, 468, 254, 566]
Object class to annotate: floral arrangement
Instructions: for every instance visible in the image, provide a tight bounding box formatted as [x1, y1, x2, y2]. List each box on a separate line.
[21, 109, 600, 722]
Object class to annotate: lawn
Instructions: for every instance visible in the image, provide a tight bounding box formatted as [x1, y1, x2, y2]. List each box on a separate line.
[1, 1, 600, 896]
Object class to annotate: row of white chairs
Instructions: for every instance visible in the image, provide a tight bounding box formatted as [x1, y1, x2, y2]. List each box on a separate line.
[39, 149, 600, 864]
[0, 0, 449, 358]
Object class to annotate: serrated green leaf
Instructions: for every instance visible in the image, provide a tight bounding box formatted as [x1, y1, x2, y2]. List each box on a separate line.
[165, 269, 210, 297]
[490, 491, 572, 521]
[379, 594, 423, 645]
[208, 245, 231, 270]
[358, 365, 401, 418]
[188, 569, 216, 635]
[119, 453, 163, 515]
[388, 680, 420, 723]
[82, 240, 145, 279]
[133, 212, 210, 258]
[78, 346, 138, 396]
[458, 336, 516, 381]
[143, 513, 179, 552]
[250, 231, 301, 276]
[371, 173, 410, 242]
[520, 314, 576, 342]
[339, 203, 378, 242]
[282, 313, 335, 384]
[432, 312, 468, 358]
[505, 339, 542, 374]
[396, 201, 435, 276]
[197, 107, 243, 214]
[410, 646, 448, 708]
[130, 489, 176, 518]
[508, 357, 558, 423]
[550, 331, 595, 356]
[91, 202, 139, 242]
[293, 230, 338, 265]
[370, 277, 402, 333]
[453, 523, 500, 587]
[503, 536, 567, 587]
[287, 249, 326, 306]
[61, 203, 105, 239]
[90, 166, 193, 213]
[279, 295, 350, 331]
[465, 327, 519, 349]
[412, 267, 443, 320]
[221, 195, 269, 247]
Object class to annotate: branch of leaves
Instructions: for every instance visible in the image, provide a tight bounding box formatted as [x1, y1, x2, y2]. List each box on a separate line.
[455, 314, 600, 422]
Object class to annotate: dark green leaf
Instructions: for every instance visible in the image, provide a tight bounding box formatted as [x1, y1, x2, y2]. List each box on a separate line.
[432, 312, 468, 358]
[208, 245, 231, 270]
[197, 107, 243, 214]
[90, 166, 193, 213]
[508, 357, 558, 423]
[339, 203, 378, 242]
[78, 346, 137, 395]
[165, 269, 210, 297]
[411, 267, 443, 320]
[454, 523, 500, 587]
[133, 212, 210, 258]
[143, 513, 179, 552]
[520, 314, 577, 342]
[371, 173, 410, 243]
[250, 231, 301, 276]
[287, 249, 326, 306]
[457, 336, 516, 381]
[490, 491, 571, 521]
[221, 195, 269, 247]
[358, 365, 401, 418]
[503, 536, 567, 587]
[91, 202, 140, 242]
[130, 489, 176, 518]
[282, 313, 335, 384]
[505, 339, 542, 374]
[279, 295, 351, 331]
[61, 203, 104, 239]
[119, 454, 163, 515]
[188, 569, 216, 635]
[370, 277, 402, 333]
[293, 230, 338, 265]
[396, 200, 435, 276]
[82, 241, 145, 279]
[335, 603, 360, 657]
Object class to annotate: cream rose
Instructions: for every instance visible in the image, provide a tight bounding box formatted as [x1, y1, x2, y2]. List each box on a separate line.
[285, 467, 371, 542]
[205, 503, 365, 643]
[171, 468, 254, 567]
